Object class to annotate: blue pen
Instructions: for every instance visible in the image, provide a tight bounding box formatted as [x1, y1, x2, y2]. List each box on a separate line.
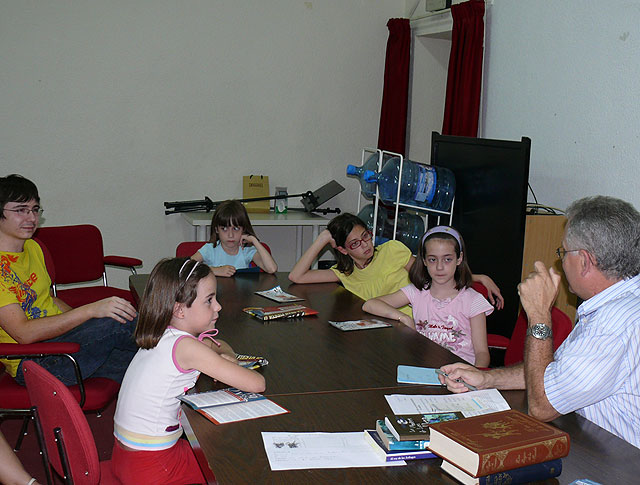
[435, 369, 478, 391]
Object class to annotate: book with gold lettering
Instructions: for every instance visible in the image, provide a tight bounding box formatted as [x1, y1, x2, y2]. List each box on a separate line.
[243, 304, 318, 321]
[428, 409, 570, 478]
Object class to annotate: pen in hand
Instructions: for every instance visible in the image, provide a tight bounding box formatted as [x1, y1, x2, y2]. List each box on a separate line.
[435, 369, 478, 391]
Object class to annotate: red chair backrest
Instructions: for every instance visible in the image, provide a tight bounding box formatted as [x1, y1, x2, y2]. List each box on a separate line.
[23, 361, 101, 485]
[504, 307, 573, 366]
[34, 225, 105, 284]
[33, 237, 56, 281]
[176, 241, 206, 258]
[175, 241, 271, 264]
[471, 281, 489, 299]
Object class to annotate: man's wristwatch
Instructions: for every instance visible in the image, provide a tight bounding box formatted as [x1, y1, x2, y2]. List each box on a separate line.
[526, 323, 553, 340]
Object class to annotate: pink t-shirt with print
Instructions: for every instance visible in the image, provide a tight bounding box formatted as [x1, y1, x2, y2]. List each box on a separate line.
[400, 285, 493, 365]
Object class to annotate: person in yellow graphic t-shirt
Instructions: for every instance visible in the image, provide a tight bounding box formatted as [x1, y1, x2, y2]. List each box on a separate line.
[0, 174, 137, 385]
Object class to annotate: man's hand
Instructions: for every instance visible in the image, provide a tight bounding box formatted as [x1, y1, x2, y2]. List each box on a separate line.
[518, 261, 561, 323]
[88, 297, 137, 324]
[438, 362, 488, 393]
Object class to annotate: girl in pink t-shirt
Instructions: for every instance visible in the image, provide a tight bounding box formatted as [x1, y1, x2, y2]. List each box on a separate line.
[363, 226, 493, 367]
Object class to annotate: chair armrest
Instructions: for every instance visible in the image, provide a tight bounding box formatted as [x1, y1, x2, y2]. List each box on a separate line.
[0, 342, 80, 357]
[104, 255, 143, 270]
[1, 342, 87, 407]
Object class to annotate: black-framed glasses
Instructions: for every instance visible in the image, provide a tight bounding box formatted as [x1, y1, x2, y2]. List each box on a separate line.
[346, 230, 373, 250]
[2, 207, 44, 217]
[556, 246, 580, 259]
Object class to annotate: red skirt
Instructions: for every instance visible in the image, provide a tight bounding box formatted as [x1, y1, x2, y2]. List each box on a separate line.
[112, 438, 208, 485]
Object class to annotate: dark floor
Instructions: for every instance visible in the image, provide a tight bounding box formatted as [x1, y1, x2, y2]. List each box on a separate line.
[1, 399, 117, 484]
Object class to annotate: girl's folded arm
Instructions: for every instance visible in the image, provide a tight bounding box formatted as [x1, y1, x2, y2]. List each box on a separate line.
[250, 239, 278, 273]
[289, 230, 340, 284]
[175, 338, 266, 393]
[363, 291, 413, 327]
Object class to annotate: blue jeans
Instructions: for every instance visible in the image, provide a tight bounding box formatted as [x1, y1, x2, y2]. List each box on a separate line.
[14, 316, 137, 386]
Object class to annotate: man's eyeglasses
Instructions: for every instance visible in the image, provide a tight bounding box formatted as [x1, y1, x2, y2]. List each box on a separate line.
[556, 247, 580, 259]
[345, 230, 373, 250]
[3, 207, 44, 217]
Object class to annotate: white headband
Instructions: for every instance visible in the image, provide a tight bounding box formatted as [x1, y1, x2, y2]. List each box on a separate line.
[421, 226, 462, 248]
[179, 259, 200, 284]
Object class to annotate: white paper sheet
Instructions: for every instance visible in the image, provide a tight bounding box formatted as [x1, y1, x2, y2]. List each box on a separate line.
[385, 388, 510, 417]
[200, 399, 289, 424]
[261, 431, 406, 470]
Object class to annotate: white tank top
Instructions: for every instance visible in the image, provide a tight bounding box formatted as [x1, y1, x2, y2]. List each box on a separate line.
[114, 327, 200, 450]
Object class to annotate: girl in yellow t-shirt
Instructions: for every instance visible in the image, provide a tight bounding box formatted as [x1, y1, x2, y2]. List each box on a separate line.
[288, 213, 503, 314]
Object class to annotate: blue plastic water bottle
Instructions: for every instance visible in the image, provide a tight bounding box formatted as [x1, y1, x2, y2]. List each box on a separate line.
[364, 157, 455, 212]
[346, 154, 380, 199]
[395, 212, 425, 254]
[357, 204, 390, 245]
[357, 204, 425, 254]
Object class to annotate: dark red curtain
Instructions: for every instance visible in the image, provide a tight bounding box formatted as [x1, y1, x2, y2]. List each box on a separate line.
[377, 18, 411, 155]
[442, 0, 485, 137]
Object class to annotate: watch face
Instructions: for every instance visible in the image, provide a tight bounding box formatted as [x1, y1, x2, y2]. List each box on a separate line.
[529, 324, 552, 340]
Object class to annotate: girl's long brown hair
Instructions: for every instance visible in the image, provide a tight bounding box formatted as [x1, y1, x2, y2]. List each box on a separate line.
[134, 258, 211, 349]
[209, 200, 257, 246]
[327, 213, 372, 275]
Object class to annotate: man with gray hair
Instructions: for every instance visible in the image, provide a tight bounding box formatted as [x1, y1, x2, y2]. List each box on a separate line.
[440, 195, 640, 449]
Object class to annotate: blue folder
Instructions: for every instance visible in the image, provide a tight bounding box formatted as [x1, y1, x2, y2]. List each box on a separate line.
[396, 365, 441, 385]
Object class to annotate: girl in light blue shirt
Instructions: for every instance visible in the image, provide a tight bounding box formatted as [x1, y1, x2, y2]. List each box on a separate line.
[192, 200, 277, 277]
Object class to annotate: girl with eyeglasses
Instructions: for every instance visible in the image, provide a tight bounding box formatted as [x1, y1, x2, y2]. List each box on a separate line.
[363, 226, 493, 367]
[112, 258, 265, 485]
[288, 213, 503, 318]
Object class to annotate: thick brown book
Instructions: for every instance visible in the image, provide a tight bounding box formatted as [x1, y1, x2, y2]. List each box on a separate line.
[428, 409, 570, 478]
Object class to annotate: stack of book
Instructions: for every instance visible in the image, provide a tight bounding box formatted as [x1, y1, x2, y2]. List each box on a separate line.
[428, 409, 569, 484]
[363, 411, 464, 463]
[242, 303, 318, 321]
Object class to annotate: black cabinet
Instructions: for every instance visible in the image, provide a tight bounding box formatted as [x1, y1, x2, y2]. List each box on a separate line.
[430, 132, 531, 337]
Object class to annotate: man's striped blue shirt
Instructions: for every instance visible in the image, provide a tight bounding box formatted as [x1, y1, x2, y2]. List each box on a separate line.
[545, 274, 640, 449]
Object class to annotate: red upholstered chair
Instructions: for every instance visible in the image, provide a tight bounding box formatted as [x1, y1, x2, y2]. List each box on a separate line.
[34, 224, 142, 308]
[475, 281, 573, 367]
[24, 361, 120, 485]
[176, 241, 272, 269]
[503, 307, 573, 366]
[471, 282, 513, 351]
[175, 241, 205, 258]
[0, 343, 120, 450]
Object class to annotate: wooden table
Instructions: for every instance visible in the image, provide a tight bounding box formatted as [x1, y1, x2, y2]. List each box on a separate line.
[130, 273, 640, 484]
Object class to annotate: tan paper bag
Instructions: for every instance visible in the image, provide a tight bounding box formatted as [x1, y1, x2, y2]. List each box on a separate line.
[242, 175, 270, 213]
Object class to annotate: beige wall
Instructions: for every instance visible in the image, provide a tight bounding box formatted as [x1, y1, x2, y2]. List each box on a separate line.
[1, 1, 403, 288]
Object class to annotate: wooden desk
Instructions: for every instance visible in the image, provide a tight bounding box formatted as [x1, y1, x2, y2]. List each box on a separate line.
[180, 211, 328, 264]
[182, 388, 640, 484]
[129, 273, 640, 484]
[130, 273, 461, 395]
